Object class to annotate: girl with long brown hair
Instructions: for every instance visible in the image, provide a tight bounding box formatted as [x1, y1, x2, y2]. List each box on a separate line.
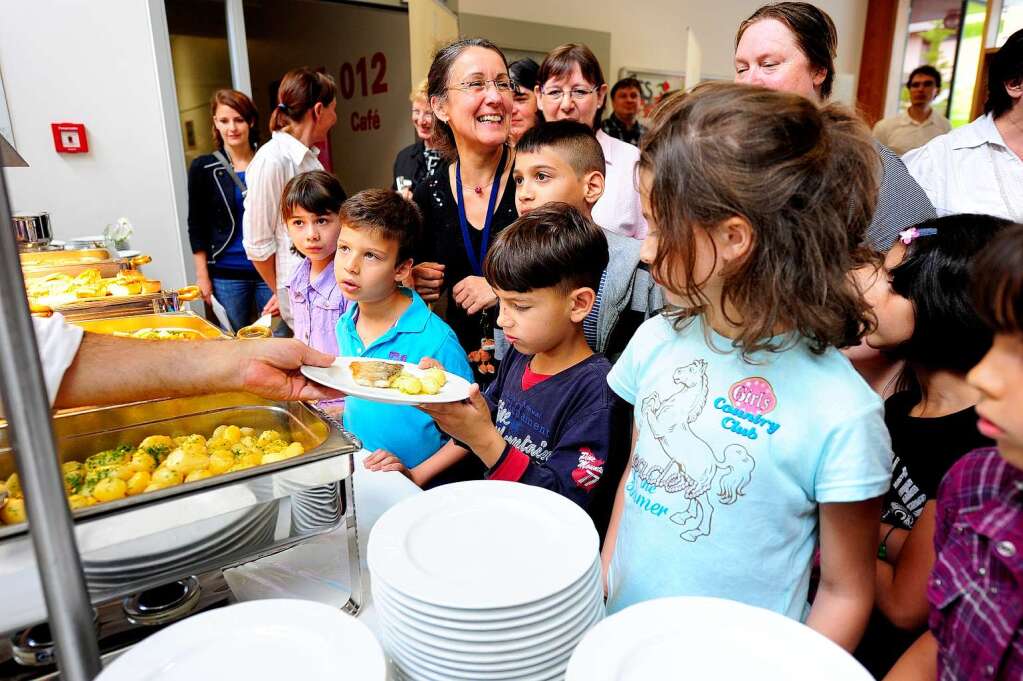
[601, 82, 893, 653]
[242, 67, 340, 332]
[186, 89, 270, 332]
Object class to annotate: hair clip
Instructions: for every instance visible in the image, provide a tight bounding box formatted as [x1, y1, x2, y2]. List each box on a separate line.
[899, 226, 938, 245]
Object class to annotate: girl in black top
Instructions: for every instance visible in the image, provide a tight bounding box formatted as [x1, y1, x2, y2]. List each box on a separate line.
[854, 214, 1011, 677]
[187, 89, 270, 331]
[412, 39, 518, 380]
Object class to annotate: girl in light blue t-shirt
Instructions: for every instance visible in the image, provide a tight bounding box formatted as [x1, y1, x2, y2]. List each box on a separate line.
[600, 83, 893, 652]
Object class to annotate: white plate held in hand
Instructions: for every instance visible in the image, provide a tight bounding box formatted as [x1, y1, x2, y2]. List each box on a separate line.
[301, 357, 471, 405]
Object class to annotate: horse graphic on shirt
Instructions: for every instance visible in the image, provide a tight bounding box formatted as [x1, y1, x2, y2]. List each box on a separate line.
[640, 359, 756, 542]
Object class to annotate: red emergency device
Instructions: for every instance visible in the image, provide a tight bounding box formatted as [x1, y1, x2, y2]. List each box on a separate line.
[51, 123, 88, 153]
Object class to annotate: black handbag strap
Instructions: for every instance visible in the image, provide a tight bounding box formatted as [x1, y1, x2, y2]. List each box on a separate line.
[212, 150, 247, 198]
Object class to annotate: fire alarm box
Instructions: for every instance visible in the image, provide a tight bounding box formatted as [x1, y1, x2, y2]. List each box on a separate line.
[51, 123, 88, 153]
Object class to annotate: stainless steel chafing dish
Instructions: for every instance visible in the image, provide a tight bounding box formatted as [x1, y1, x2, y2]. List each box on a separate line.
[20, 250, 151, 279]
[0, 393, 363, 635]
[70, 311, 230, 340]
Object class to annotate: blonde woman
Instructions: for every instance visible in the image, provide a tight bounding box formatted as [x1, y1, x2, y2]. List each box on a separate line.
[393, 79, 442, 200]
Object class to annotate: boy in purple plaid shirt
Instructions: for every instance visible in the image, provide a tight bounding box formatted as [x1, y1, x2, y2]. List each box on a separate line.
[887, 224, 1023, 681]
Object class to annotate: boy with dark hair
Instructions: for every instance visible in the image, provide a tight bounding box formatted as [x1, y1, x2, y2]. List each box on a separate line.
[420, 204, 626, 527]
[887, 224, 1023, 680]
[333, 189, 473, 485]
[513, 120, 662, 359]
[601, 77, 645, 146]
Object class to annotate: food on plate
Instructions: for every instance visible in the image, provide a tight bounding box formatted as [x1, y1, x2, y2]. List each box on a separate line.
[348, 360, 448, 396]
[350, 360, 404, 388]
[0, 424, 307, 525]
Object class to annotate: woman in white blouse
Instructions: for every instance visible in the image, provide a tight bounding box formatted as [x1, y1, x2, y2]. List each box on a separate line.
[905, 29, 1023, 223]
[243, 67, 339, 328]
[535, 44, 647, 240]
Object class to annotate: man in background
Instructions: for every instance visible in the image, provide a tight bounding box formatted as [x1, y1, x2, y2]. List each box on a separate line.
[873, 65, 951, 156]
[600, 77, 645, 146]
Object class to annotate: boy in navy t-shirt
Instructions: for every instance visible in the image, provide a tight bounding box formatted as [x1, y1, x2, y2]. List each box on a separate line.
[421, 204, 628, 529]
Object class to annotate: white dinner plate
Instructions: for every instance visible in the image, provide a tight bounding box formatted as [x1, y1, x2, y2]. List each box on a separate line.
[370, 558, 600, 625]
[96, 599, 386, 681]
[383, 598, 603, 666]
[378, 586, 601, 652]
[368, 481, 598, 610]
[301, 357, 471, 405]
[373, 571, 599, 638]
[388, 641, 569, 681]
[386, 636, 575, 680]
[566, 597, 872, 681]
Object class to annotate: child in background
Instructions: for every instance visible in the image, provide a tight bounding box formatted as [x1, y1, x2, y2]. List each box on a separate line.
[513, 121, 663, 359]
[884, 223, 1023, 681]
[854, 214, 1009, 677]
[283, 171, 348, 357]
[600, 83, 892, 652]
[420, 204, 628, 532]
[334, 190, 473, 482]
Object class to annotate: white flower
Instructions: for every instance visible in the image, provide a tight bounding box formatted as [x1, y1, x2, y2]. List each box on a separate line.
[104, 217, 134, 242]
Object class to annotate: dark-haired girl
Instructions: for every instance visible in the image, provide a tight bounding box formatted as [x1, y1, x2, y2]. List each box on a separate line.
[600, 82, 892, 651]
[187, 89, 270, 332]
[243, 67, 339, 331]
[412, 39, 518, 380]
[854, 214, 1010, 676]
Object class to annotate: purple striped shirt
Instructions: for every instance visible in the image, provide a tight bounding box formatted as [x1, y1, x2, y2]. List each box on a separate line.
[929, 447, 1023, 681]
[288, 257, 347, 355]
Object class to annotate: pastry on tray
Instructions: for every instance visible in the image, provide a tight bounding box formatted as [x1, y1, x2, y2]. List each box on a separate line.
[350, 360, 404, 388]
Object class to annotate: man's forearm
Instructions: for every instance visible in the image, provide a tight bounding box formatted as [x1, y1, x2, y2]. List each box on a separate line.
[251, 257, 277, 291]
[54, 333, 245, 408]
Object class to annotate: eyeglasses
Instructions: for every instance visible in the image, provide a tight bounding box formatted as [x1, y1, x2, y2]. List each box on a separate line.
[447, 78, 515, 94]
[540, 86, 599, 101]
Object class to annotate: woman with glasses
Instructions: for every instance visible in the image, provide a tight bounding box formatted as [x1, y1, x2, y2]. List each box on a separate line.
[535, 43, 647, 240]
[393, 79, 442, 200]
[412, 38, 518, 384]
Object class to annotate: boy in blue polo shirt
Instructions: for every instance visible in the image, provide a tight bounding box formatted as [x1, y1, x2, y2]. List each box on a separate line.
[333, 189, 472, 484]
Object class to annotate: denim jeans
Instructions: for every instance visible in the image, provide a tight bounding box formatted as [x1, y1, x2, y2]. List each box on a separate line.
[211, 278, 273, 332]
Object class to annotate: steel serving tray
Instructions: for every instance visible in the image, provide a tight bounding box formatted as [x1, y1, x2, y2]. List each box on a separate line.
[0, 394, 361, 633]
[70, 312, 230, 340]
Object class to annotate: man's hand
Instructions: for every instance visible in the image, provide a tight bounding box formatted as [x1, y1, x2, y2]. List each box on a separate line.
[413, 262, 445, 303]
[418, 384, 506, 467]
[261, 293, 280, 317]
[363, 449, 414, 482]
[453, 276, 497, 315]
[232, 339, 345, 402]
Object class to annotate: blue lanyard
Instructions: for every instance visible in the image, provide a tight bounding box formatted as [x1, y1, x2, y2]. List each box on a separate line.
[455, 145, 508, 277]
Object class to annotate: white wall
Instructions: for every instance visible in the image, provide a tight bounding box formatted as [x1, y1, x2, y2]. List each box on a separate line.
[0, 0, 188, 288]
[458, 0, 868, 90]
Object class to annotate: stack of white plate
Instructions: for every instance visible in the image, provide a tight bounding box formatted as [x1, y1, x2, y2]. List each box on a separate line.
[369, 481, 604, 681]
[96, 599, 387, 681]
[566, 597, 873, 681]
[81, 492, 279, 590]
